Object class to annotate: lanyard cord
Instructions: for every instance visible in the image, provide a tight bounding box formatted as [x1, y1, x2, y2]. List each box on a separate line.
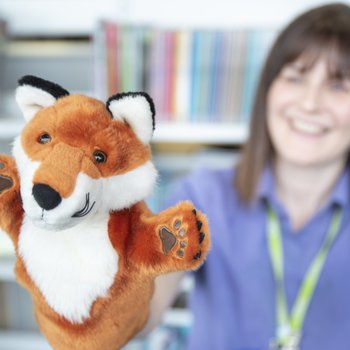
[266, 203, 342, 345]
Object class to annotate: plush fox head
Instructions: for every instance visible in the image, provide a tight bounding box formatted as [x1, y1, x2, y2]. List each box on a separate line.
[13, 75, 157, 230]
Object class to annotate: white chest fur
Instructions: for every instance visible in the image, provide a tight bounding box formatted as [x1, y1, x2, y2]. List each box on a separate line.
[18, 213, 119, 324]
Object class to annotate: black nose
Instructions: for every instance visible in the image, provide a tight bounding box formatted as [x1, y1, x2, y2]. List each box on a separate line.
[32, 184, 62, 211]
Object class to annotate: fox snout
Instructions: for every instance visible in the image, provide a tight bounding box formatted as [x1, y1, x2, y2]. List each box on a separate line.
[32, 184, 62, 210]
[33, 143, 88, 199]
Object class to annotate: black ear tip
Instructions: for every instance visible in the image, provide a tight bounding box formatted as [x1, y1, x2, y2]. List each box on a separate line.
[106, 92, 155, 115]
[18, 75, 69, 99]
[106, 91, 156, 131]
[140, 92, 156, 131]
[18, 75, 39, 86]
[139, 92, 156, 118]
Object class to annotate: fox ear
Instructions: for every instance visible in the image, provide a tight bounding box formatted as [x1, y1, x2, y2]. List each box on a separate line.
[106, 92, 156, 145]
[16, 75, 69, 122]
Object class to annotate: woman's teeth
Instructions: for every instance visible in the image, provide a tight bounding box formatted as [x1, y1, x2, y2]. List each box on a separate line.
[291, 119, 326, 135]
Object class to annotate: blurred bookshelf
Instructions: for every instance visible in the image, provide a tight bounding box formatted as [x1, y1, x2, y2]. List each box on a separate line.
[94, 23, 276, 123]
[0, 0, 342, 349]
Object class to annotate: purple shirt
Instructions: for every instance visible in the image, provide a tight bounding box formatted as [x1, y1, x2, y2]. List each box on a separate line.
[164, 166, 350, 350]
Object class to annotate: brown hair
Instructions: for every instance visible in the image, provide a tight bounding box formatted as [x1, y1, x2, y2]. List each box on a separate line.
[235, 3, 350, 204]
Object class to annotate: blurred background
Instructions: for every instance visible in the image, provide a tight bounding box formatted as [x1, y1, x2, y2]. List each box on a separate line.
[0, 0, 347, 349]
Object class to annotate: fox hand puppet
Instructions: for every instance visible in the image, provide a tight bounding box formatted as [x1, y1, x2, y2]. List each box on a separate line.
[0, 75, 210, 350]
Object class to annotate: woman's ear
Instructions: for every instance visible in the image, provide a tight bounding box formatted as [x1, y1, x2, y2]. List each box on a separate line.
[106, 92, 156, 145]
[16, 75, 69, 122]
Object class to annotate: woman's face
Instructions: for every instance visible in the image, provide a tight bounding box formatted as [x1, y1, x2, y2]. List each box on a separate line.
[267, 56, 350, 168]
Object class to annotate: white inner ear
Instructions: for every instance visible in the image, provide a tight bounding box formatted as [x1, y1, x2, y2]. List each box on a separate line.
[16, 85, 57, 121]
[108, 95, 153, 145]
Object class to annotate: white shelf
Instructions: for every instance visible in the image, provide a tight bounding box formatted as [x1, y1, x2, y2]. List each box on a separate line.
[162, 308, 193, 328]
[0, 331, 52, 350]
[0, 258, 16, 281]
[0, 119, 248, 145]
[0, 119, 23, 139]
[6, 40, 92, 58]
[154, 122, 248, 145]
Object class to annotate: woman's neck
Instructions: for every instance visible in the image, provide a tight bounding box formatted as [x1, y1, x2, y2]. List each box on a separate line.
[273, 158, 346, 231]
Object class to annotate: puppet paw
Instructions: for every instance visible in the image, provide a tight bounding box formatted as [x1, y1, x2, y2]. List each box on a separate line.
[159, 206, 209, 265]
[0, 158, 14, 194]
[0, 155, 19, 197]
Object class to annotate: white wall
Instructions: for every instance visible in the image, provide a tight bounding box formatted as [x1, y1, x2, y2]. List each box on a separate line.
[0, 0, 349, 35]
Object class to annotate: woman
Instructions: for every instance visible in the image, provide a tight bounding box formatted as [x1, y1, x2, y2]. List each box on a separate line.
[140, 3, 350, 349]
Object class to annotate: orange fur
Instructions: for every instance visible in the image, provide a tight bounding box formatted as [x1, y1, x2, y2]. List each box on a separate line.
[0, 92, 210, 350]
[0, 155, 23, 245]
[22, 96, 151, 179]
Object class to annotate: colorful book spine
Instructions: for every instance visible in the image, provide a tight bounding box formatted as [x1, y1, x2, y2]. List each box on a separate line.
[240, 29, 276, 121]
[93, 21, 108, 100]
[172, 30, 191, 122]
[208, 31, 222, 121]
[105, 22, 119, 96]
[93, 23, 276, 124]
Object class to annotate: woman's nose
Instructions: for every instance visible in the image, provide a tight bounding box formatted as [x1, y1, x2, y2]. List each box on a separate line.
[299, 83, 322, 113]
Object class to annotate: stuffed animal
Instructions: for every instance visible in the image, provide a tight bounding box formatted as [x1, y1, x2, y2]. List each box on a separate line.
[0, 75, 210, 350]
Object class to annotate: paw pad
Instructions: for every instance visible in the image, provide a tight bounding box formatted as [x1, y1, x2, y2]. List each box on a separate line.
[159, 210, 206, 262]
[193, 251, 202, 260]
[159, 219, 188, 258]
[0, 175, 13, 193]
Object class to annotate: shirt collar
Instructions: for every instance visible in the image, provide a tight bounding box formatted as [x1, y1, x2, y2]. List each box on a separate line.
[328, 166, 350, 208]
[255, 166, 276, 205]
[255, 165, 350, 209]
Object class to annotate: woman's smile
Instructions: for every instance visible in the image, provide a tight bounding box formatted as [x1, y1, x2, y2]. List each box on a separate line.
[287, 117, 329, 137]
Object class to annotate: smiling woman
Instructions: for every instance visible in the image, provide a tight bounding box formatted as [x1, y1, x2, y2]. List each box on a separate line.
[267, 60, 350, 232]
[235, 2, 350, 203]
[267, 58, 350, 169]
[144, 3, 350, 350]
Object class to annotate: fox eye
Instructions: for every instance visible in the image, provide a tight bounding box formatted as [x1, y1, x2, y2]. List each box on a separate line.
[93, 151, 107, 163]
[38, 133, 52, 144]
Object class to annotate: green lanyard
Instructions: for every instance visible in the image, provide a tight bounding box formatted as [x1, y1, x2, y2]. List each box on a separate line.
[266, 203, 342, 349]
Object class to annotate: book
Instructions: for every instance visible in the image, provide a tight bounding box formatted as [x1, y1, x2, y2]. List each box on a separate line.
[240, 29, 276, 121]
[93, 23, 277, 125]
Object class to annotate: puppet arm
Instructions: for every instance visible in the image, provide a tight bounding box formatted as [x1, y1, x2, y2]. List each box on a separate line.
[0, 154, 23, 244]
[126, 201, 210, 275]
